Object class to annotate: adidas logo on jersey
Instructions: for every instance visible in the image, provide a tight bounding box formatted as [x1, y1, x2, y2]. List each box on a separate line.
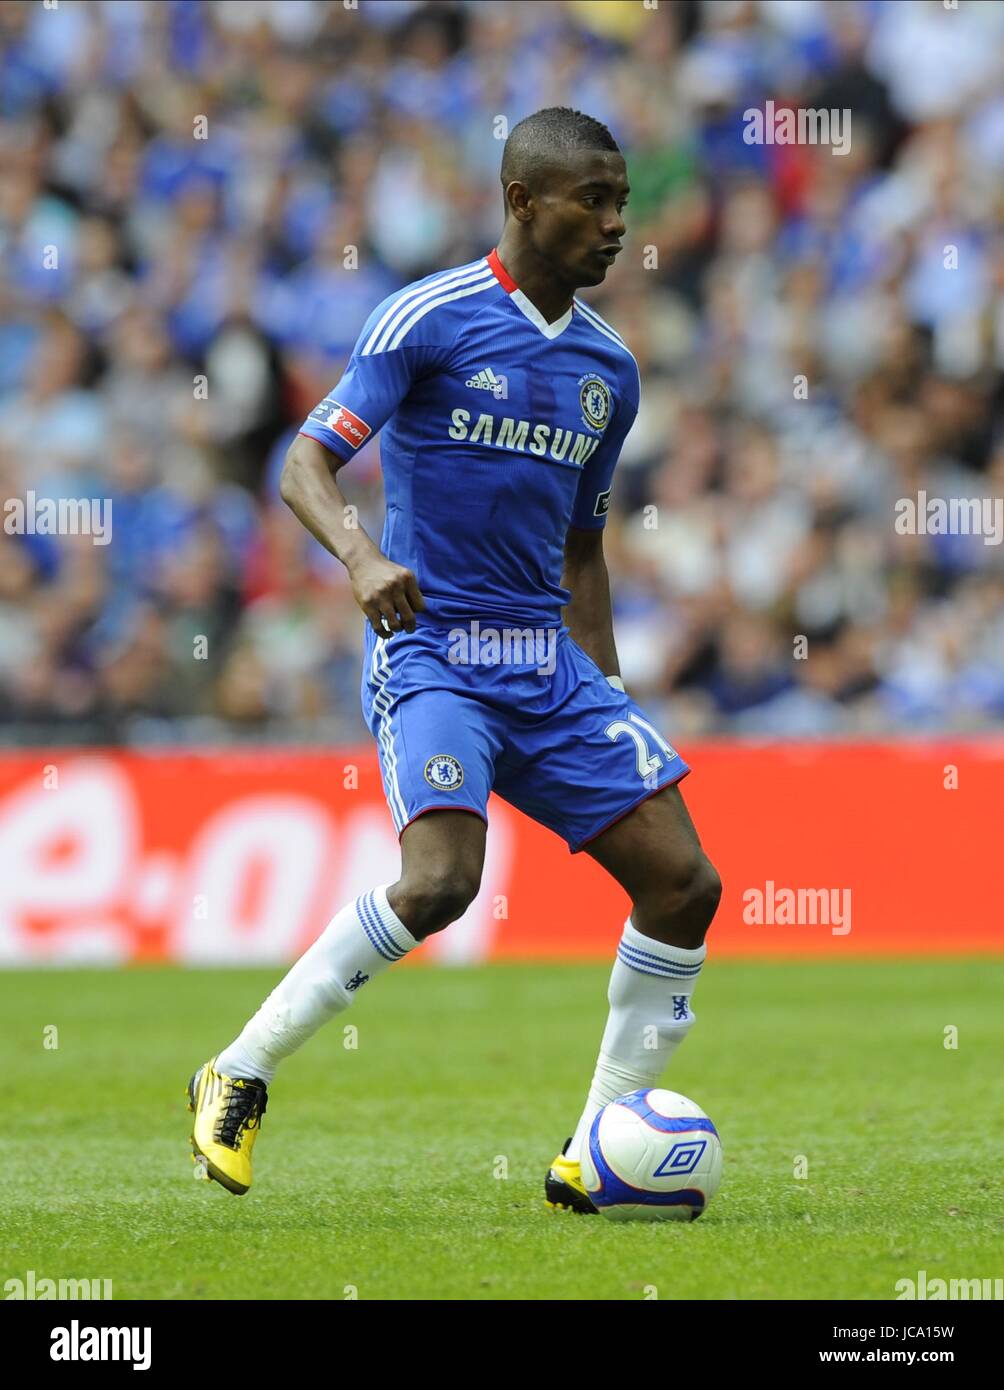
[465, 367, 508, 400]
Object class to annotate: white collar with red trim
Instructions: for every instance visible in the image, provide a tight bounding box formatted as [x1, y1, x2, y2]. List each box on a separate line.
[486, 248, 574, 340]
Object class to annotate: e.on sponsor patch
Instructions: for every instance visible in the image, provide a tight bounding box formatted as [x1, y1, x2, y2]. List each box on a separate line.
[319, 401, 371, 450]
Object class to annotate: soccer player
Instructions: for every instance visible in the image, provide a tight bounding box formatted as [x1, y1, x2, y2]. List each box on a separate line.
[187, 108, 721, 1211]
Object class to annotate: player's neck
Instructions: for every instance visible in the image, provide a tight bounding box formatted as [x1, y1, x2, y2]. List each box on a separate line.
[493, 237, 574, 325]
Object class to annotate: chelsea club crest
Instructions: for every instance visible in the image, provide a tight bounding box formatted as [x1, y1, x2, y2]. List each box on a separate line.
[424, 754, 464, 790]
[578, 374, 611, 433]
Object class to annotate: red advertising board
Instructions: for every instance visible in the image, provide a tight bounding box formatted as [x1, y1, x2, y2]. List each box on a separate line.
[0, 742, 1000, 964]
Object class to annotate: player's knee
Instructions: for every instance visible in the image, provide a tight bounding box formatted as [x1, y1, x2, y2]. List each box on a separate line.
[640, 851, 721, 948]
[393, 867, 481, 939]
[690, 856, 723, 934]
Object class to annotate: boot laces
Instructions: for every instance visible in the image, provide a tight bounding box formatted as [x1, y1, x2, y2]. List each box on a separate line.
[216, 1078, 267, 1149]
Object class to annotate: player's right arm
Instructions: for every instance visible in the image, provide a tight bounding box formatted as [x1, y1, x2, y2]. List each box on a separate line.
[280, 435, 424, 636]
[280, 279, 452, 636]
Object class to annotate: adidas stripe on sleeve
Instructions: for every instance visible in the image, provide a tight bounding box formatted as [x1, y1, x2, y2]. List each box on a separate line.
[298, 260, 491, 463]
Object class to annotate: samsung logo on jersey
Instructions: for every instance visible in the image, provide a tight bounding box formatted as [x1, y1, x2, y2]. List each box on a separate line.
[448, 410, 601, 467]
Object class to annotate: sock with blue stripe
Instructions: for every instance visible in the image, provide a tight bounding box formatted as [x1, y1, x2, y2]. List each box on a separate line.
[215, 886, 418, 1084]
[568, 919, 706, 1162]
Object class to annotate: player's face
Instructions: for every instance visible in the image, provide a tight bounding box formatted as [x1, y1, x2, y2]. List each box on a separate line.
[539, 151, 629, 287]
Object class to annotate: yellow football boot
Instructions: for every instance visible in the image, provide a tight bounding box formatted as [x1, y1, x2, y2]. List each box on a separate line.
[187, 1057, 268, 1196]
[545, 1137, 598, 1214]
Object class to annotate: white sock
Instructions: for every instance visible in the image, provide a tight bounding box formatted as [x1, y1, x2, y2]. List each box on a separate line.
[568, 919, 706, 1161]
[215, 886, 418, 1084]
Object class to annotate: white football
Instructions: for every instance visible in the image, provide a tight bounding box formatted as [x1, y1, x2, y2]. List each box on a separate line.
[580, 1088, 723, 1221]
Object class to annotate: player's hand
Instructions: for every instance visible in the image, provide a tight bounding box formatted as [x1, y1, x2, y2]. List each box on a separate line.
[349, 553, 426, 636]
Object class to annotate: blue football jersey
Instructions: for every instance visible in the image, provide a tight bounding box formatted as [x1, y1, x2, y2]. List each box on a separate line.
[298, 248, 640, 627]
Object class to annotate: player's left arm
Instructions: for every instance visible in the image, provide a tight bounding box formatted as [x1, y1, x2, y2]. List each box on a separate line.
[561, 354, 640, 683]
[561, 526, 620, 677]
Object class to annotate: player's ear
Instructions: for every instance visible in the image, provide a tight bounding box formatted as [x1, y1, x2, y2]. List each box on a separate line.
[505, 180, 533, 223]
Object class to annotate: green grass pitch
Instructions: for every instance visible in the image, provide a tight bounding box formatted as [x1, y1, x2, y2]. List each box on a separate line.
[3, 959, 1001, 1301]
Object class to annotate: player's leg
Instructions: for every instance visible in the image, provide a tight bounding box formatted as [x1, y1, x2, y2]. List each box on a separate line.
[585, 781, 721, 949]
[215, 809, 486, 1077]
[214, 808, 485, 1085]
[566, 782, 721, 1154]
[493, 635, 720, 1210]
[188, 627, 500, 1194]
[188, 811, 486, 1194]
[544, 785, 721, 1210]
[386, 810, 487, 937]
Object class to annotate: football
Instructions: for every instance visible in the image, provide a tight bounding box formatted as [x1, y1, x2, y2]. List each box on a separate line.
[580, 1088, 723, 1221]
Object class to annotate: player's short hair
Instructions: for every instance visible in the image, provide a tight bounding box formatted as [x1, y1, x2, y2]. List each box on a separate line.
[500, 107, 620, 209]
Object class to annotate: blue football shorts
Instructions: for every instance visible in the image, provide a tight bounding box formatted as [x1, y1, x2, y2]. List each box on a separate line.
[361, 618, 691, 853]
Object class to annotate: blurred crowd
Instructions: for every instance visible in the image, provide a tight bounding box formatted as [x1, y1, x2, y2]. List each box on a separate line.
[1, 0, 1003, 744]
